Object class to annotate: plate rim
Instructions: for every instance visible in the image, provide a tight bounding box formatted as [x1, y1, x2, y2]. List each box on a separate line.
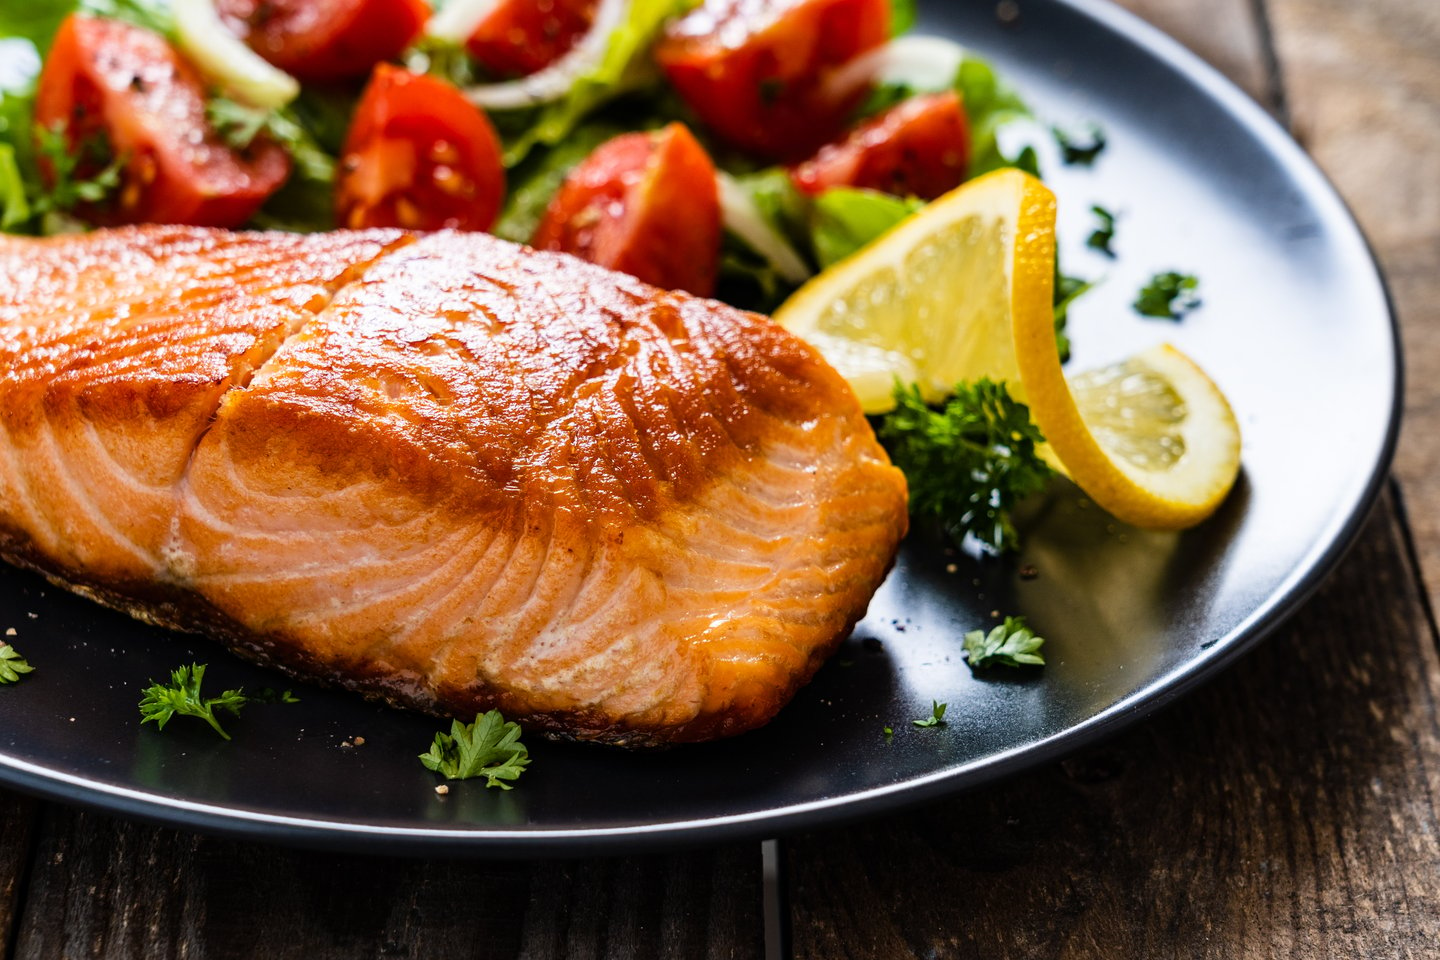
[0, 0, 1404, 856]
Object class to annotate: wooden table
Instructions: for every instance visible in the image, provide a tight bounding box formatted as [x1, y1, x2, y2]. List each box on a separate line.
[4, 0, 1439, 956]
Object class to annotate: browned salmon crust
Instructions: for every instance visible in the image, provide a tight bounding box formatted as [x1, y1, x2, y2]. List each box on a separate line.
[0, 226, 907, 745]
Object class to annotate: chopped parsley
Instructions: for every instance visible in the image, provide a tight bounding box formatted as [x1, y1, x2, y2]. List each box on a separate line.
[1086, 204, 1117, 257]
[912, 701, 947, 727]
[0, 642, 33, 684]
[1134, 271, 1201, 319]
[963, 616, 1046, 669]
[1052, 122, 1107, 166]
[138, 663, 298, 740]
[879, 379, 1054, 554]
[420, 710, 530, 789]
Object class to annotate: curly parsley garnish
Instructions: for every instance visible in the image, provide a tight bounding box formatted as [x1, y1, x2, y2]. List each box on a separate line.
[1052, 122, 1107, 166]
[963, 617, 1046, 670]
[1086, 205, 1117, 257]
[0, 643, 34, 684]
[1134, 271, 1201, 319]
[879, 379, 1054, 553]
[138, 663, 298, 740]
[912, 700, 947, 728]
[420, 710, 531, 790]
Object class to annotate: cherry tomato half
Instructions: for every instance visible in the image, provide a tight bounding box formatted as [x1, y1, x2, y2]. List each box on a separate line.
[533, 123, 721, 297]
[336, 65, 505, 232]
[217, 0, 428, 81]
[34, 14, 290, 228]
[467, 0, 599, 78]
[654, 0, 890, 162]
[790, 92, 970, 200]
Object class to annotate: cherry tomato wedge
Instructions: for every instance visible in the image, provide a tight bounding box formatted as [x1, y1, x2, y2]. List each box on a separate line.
[34, 14, 290, 228]
[216, 0, 428, 81]
[654, 0, 890, 162]
[533, 123, 721, 297]
[790, 92, 970, 200]
[466, 0, 599, 78]
[336, 65, 505, 232]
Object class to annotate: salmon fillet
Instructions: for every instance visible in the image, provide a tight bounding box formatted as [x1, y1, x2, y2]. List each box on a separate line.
[0, 226, 907, 745]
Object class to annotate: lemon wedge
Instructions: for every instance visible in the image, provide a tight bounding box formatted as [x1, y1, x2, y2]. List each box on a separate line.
[774, 168, 1241, 530]
[774, 168, 1050, 414]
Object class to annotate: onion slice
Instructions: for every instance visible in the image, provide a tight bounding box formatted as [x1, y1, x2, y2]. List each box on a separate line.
[462, 0, 627, 110]
[427, 0, 502, 44]
[821, 35, 967, 107]
[174, 0, 299, 109]
[716, 172, 813, 287]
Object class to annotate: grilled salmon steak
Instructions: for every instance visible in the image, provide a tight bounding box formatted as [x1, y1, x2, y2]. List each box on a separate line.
[0, 226, 907, 745]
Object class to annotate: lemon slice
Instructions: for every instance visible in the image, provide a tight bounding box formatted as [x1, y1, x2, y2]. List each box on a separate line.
[774, 168, 1241, 530]
[773, 168, 1050, 414]
[1028, 343, 1241, 530]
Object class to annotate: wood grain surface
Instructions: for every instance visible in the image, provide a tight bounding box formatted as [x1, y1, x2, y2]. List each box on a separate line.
[1265, 0, 1440, 605]
[786, 486, 1440, 958]
[9, 810, 761, 960]
[3, 1, 1438, 958]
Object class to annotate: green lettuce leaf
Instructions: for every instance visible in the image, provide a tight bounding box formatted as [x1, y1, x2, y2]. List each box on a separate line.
[810, 188, 923, 269]
[499, 0, 692, 167]
[493, 120, 627, 243]
[954, 56, 1035, 178]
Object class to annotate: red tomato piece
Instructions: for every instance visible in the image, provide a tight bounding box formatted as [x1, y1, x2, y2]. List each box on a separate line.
[654, 0, 890, 162]
[34, 14, 290, 228]
[336, 65, 506, 232]
[790, 92, 971, 200]
[217, 0, 428, 81]
[466, 0, 599, 78]
[533, 123, 721, 297]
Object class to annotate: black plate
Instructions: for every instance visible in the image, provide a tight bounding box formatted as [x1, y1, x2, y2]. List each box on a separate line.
[0, 0, 1400, 855]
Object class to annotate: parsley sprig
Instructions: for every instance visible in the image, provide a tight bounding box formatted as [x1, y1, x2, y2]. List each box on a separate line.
[1134, 271, 1201, 319]
[963, 616, 1046, 669]
[420, 710, 531, 790]
[913, 700, 947, 727]
[0, 643, 34, 684]
[33, 123, 125, 216]
[138, 663, 298, 740]
[1087, 205, 1117, 258]
[879, 379, 1054, 553]
[206, 97, 336, 182]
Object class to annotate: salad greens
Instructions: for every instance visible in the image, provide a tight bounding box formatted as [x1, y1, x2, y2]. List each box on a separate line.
[0, 0, 173, 235]
[493, 119, 627, 243]
[500, 0, 691, 167]
[810, 188, 923, 269]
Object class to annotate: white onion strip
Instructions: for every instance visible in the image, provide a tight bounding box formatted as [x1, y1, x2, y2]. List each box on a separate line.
[821, 35, 967, 107]
[462, 0, 628, 110]
[716, 172, 813, 287]
[173, 0, 299, 109]
[426, 0, 503, 43]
